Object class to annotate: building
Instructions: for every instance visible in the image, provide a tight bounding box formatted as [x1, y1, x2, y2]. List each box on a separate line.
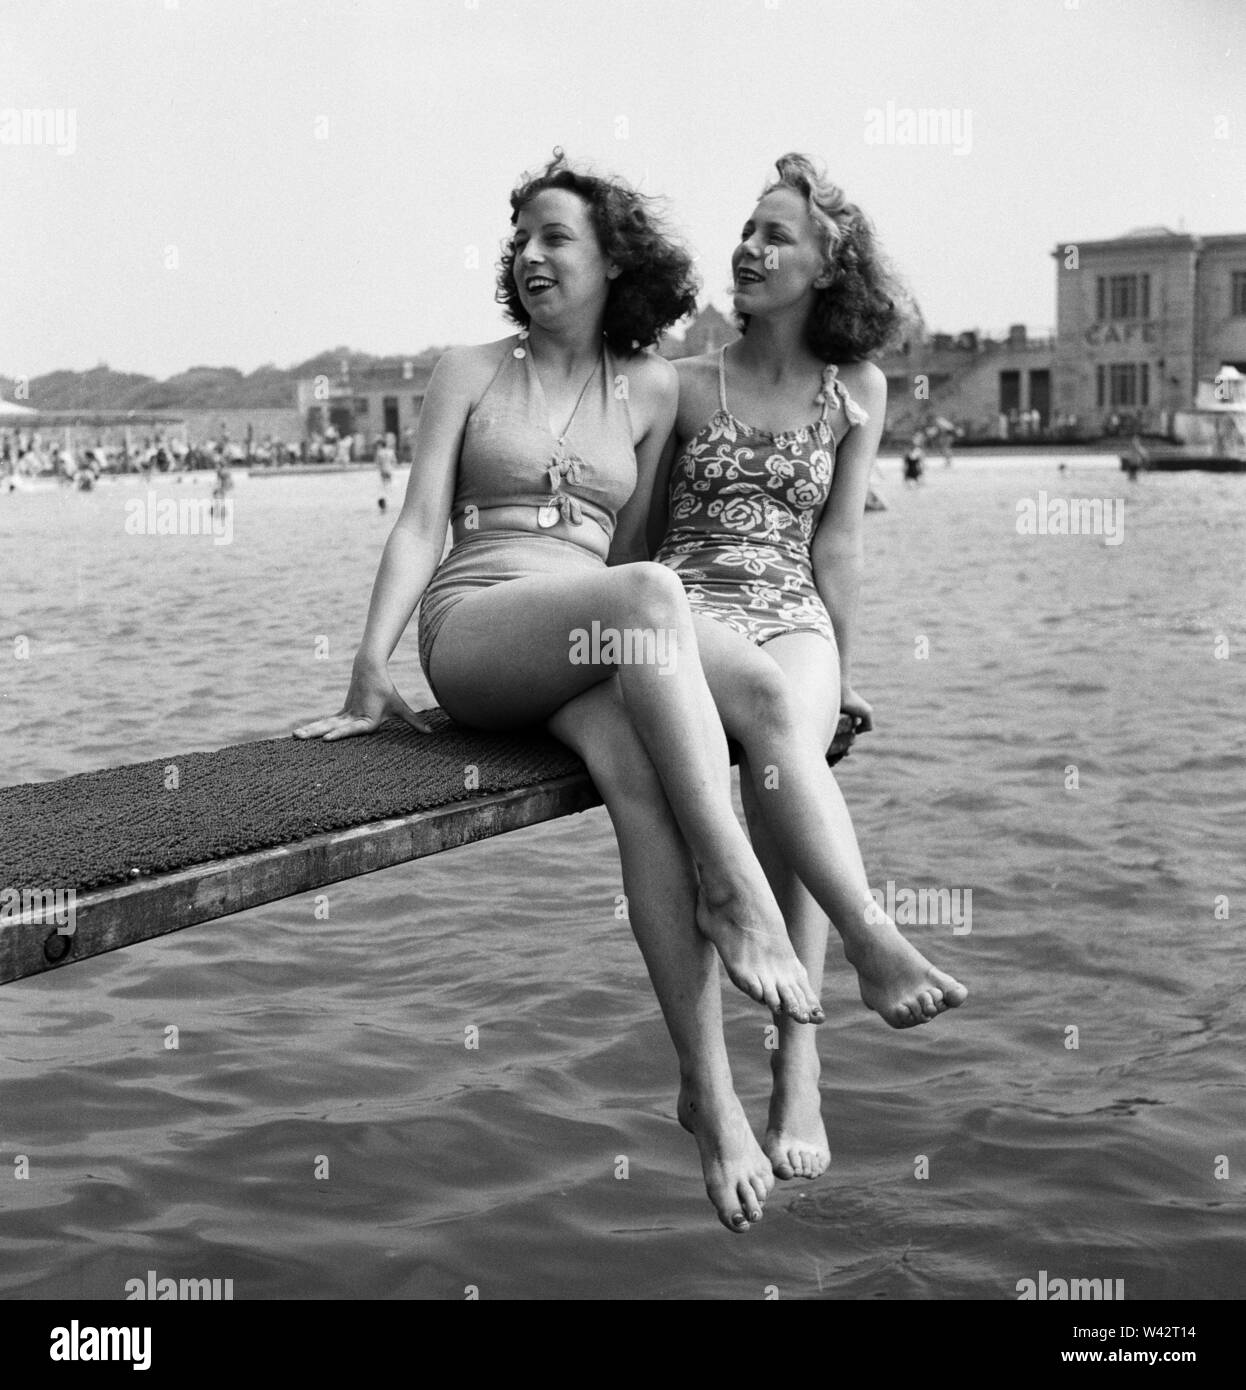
[879, 326, 1056, 442]
[673, 302, 1055, 443]
[295, 358, 435, 454]
[1052, 228, 1246, 436]
[179, 407, 302, 448]
[661, 303, 738, 359]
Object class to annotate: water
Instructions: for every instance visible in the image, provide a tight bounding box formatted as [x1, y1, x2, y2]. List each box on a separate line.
[2, 458, 1244, 1300]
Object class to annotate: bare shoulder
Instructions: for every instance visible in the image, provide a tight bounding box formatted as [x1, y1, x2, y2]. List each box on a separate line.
[672, 350, 720, 388]
[615, 348, 677, 439]
[432, 338, 512, 398]
[671, 352, 721, 434]
[837, 358, 888, 408]
[620, 347, 677, 398]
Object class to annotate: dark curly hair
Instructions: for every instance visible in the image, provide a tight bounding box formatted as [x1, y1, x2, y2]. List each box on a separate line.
[496, 150, 698, 356]
[736, 152, 902, 363]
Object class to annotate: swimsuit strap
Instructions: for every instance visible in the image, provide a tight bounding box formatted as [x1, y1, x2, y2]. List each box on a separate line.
[722, 347, 867, 432]
[817, 363, 837, 424]
[526, 339, 602, 444]
[605, 344, 634, 436]
[821, 363, 871, 428]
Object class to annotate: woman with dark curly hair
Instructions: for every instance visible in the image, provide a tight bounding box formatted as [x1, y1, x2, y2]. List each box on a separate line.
[295, 153, 826, 1230]
[631, 154, 968, 1180]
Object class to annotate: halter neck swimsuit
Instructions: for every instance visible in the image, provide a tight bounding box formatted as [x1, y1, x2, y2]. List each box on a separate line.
[653, 346, 869, 647]
[417, 335, 636, 698]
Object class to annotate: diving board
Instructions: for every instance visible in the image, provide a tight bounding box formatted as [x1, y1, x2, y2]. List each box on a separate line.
[0, 712, 855, 986]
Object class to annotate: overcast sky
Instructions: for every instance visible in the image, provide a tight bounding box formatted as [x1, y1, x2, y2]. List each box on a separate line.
[1, 0, 1242, 381]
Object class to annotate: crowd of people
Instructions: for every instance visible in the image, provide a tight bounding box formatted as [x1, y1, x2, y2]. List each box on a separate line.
[0, 423, 408, 487]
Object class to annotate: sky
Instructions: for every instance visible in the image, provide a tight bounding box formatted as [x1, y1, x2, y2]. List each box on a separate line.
[1, 0, 1243, 381]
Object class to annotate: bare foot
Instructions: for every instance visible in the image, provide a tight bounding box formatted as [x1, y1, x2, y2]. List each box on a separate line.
[696, 873, 825, 1024]
[678, 1085, 775, 1233]
[764, 1062, 830, 1181]
[843, 917, 968, 1028]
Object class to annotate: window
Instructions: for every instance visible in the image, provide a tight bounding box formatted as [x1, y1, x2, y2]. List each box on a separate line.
[1232, 272, 1246, 317]
[354, 397, 370, 414]
[1096, 273, 1151, 321]
[1106, 363, 1149, 407]
[999, 370, 1021, 413]
[1109, 364, 1135, 406]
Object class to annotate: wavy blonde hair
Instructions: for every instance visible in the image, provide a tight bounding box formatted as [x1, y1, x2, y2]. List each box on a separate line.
[737, 152, 901, 362]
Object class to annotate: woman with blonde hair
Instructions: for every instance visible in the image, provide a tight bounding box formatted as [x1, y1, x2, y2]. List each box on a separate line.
[558, 155, 969, 1193]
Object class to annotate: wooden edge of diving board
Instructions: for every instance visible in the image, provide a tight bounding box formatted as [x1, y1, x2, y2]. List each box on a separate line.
[0, 771, 604, 988]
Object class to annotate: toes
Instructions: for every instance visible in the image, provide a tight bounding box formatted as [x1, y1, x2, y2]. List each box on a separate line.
[739, 1181, 763, 1224]
[757, 977, 783, 1014]
[716, 1195, 749, 1232]
[777, 981, 810, 1024]
[709, 1178, 752, 1232]
[798, 972, 825, 1022]
[770, 1152, 795, 1180]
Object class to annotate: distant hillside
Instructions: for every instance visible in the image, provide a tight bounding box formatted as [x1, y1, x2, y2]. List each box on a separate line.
[0, 346, 449, 413]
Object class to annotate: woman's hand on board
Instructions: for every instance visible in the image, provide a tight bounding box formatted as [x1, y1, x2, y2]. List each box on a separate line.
[293, 653, 434, 740]
[839, 684, 874, 734]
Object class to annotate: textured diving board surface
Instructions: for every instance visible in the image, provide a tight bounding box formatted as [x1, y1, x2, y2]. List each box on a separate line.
[0, 711, 855, 986]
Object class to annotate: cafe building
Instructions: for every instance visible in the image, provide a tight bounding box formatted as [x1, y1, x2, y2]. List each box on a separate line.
[1052, 227, 1246, 435]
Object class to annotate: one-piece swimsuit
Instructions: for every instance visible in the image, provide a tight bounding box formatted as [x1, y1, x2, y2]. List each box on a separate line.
[653, 346, 869, 645]
[416, 333, 636, 695]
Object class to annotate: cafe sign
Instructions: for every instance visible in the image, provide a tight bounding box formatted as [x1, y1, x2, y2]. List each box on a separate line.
[1084, 322, 1159, 346]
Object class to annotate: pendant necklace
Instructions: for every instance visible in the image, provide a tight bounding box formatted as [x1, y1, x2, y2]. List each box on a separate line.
[516, 328, 601, 528]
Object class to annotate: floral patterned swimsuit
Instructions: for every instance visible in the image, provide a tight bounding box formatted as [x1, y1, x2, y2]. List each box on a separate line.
[654, 347, 870, 646]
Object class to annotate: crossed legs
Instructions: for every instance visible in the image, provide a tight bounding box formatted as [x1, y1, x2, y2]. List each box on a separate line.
[427, 560, 822, 1023]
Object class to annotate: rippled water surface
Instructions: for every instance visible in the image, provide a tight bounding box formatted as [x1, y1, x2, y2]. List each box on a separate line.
[2, 458, 1244, 1299]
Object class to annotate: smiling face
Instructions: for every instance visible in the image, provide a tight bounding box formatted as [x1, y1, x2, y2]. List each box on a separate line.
[512, 188, 617, 330]
[731, 186, 833, 318]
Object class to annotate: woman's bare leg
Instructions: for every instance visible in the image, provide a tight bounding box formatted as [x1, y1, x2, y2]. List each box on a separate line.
[738, 760, 831, 1180]
[547, 679, 774, 1232]
[693, 619, 968, 1029]
[428, 560, 822, 1022]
